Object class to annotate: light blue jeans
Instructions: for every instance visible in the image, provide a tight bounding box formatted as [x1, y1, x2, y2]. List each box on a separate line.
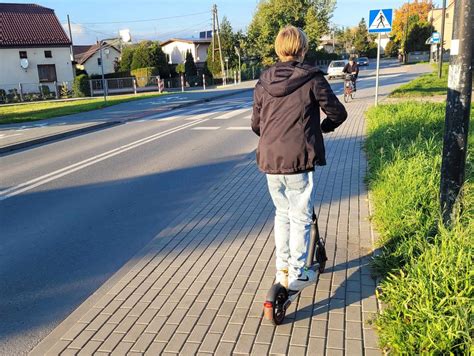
[266, 171, 317, 280]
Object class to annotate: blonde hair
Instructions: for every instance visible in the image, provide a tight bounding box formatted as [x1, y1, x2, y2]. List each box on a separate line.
[275, 25, 308, 62]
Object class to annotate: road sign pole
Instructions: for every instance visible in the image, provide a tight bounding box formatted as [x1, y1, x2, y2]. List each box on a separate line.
[375, 33, 381, 106]
[369, 8, 393, 106]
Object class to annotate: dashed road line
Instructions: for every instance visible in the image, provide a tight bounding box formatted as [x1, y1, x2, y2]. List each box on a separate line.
[191, 126, 221, 130]
[226, 127, 251, 130]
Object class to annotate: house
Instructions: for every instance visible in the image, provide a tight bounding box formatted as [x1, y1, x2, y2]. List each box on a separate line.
[318, 34, 337, 53]
[73, 42, 121, 76]
[160, 38, 211, 67]
[429, 1, 455, 51]
[428, 0, 455, 61]
[0, 3, 74, 97]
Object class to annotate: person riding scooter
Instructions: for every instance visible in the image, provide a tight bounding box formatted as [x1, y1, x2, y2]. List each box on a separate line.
[251, 26, 347, 292]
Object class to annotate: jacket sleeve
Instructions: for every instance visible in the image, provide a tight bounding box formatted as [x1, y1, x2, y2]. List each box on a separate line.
[251, 82, 262, 136]
[314, 75, 348, 133]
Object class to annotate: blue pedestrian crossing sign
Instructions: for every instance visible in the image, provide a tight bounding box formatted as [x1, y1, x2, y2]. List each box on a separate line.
[368, 9, 393, 33]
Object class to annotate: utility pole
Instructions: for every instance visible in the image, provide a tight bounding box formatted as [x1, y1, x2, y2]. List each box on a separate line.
[67, 15, 76, 78]
[438, 0, 447, 78]
[404, 1, 410, 64]
[439, 0, 472, 226]
[98, 39, 107, 103]
[212, 4, 226, 85]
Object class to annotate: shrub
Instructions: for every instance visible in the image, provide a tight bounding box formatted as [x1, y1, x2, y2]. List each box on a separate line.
[131, 67, 159, 87]
[73, 74, 90, 97]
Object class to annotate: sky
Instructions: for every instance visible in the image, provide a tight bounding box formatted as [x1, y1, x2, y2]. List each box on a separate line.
[2, 0, 438, 45]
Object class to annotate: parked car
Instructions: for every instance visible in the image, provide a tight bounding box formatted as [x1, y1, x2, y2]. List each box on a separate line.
[327, 60, 348, 80]
[356, 57, 369, 66]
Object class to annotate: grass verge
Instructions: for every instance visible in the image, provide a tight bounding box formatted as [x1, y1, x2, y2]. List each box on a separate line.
[365, 102, 473, 353]
[0, 92, 165, 124]
[390, 64, 448, 98]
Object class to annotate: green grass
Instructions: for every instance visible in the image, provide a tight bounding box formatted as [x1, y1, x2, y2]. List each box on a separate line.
[365, 102, 473, 354]
[0, 92, 165, 124]
[390, 64, 448, 98]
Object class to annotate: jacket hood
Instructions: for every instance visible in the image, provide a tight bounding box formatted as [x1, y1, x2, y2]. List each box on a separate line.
[259, 61, 322, 97]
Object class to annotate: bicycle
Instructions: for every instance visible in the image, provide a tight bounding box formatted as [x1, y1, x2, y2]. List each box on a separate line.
[343, 74, 356, 103]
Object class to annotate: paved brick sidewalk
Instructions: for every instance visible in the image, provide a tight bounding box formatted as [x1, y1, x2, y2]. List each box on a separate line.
[31, 95, 381, 355]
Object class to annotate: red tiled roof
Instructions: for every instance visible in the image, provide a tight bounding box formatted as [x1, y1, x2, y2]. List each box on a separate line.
[0, 3, 71, 47]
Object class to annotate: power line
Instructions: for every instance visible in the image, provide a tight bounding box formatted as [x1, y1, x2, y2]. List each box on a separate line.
[78, 11, 209, 25]
[71, 20, 117, 38]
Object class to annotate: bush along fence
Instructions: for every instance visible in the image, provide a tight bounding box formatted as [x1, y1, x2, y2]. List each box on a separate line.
[0, 81, 72, 104]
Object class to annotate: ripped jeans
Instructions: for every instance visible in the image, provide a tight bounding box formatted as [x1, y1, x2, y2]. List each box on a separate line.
[266, 171, 317, 280]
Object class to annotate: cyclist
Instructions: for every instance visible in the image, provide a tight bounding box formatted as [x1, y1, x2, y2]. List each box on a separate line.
[343, 56, 359, 91]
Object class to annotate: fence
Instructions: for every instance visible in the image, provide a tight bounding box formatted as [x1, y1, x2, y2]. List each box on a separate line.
[0, 81, 72, 104]
[89, 71, 253, 97]
[407, 51, 430, 63]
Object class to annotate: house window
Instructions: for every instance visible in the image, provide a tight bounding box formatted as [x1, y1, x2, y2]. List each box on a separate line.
[37, 64, 57, 82]
[44, 50, 52, 58]
[19, 51, 27, 59]
[97, 57, 102, 66]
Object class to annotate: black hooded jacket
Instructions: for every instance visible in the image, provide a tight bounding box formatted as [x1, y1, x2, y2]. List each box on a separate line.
[251, 61, 347, 174]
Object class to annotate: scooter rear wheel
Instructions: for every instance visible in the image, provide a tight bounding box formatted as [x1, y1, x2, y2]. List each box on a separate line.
[264, 284, 288, 325]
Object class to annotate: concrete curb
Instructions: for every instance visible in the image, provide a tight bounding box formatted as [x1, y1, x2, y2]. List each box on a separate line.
[1, 87, 254, 155]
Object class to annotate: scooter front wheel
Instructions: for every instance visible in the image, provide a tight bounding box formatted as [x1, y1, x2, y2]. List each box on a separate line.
[263, 284, 288, 325]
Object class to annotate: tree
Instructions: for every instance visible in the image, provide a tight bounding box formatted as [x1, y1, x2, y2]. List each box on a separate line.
[353, 18, 370, 55]
[149, 42, 170, 77]
[175, 63, 185, 75]
[246, 0, 335, 65]
[119, 45, 135, 72]
[131, 41, 152, 70]
[384, 40, 400, 57]
[304, 6, 322, 55]
[390, 0, 433, 54]
[220, 17, 238, 66]
[206, 42, 224, 77]
[406, 21, 433, 52]
[185, 50, 197, 76]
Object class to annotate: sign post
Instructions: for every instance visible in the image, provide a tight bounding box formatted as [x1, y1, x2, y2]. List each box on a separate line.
[369, 8, 393, 106]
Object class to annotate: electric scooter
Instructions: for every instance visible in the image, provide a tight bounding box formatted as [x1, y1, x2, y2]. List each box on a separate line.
[263, 209, 327, 325]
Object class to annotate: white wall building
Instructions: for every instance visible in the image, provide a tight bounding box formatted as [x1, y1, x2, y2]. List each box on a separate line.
[0, 3, 74, 96]
[74, 43, 121, 76]
[160, 38, 211, 65]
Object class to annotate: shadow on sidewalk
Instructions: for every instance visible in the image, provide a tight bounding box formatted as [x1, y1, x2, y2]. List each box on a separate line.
[281, 255, 377, 324]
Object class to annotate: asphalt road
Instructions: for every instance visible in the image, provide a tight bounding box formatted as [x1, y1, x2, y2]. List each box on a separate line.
[0, 59, 430, 355]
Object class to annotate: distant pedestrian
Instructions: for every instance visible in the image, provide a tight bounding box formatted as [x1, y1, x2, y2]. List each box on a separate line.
[251, 25, 347, 292]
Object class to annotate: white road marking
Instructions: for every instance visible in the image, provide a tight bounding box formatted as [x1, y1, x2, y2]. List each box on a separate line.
[0, 133, 22, 139]
[0, 118, 209, 201]
[191, 126, 220, 130]
[211, 108, 250, 120]
[226, 127, 251, 130]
